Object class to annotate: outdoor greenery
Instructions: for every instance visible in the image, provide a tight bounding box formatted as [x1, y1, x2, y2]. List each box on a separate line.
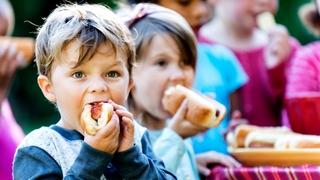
[7, 0, 317, 133]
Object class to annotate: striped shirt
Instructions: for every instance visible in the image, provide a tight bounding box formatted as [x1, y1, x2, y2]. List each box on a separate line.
[286, 42, 320, 96]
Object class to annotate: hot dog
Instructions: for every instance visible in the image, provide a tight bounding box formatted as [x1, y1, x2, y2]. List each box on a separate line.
[0, 36, 35, 66]
[81, 102, 113, 135]
[162, 85, 226, 128]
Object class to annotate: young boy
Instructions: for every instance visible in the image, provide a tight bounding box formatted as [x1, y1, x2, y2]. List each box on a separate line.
[13, 3, 176, 179]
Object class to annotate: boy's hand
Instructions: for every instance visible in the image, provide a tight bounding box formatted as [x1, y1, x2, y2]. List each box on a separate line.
[196, 151, 241, 176]
[84, 112, 120, 154]
[108, 100, 135, 152]
[264, 24, 291, 69]
[168, 99, 207, 139]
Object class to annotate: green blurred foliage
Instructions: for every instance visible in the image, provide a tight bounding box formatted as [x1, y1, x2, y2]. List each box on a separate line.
[6, 0, 318, 134]
[277, 0, 319, 45]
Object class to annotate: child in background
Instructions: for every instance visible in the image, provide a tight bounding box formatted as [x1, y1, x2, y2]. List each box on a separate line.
[199, 0, 300, 126]
[286, 0, 320, 95]
[0, 0, 25, 179]
[128, 0, 210, 36]
[124, 3, 240, 179]
[13, 3, 176, 179]
[127, 0, 244, 170]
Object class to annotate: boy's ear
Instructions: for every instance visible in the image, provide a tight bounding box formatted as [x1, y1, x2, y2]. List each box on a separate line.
[37, 75, 56, 102]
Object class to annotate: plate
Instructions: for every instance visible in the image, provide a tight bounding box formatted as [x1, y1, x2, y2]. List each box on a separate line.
[229, 148, 320, 167]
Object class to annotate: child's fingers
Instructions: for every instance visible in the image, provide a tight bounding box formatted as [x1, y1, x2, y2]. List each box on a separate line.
[117, 116, 134, 152]
[204, 151, 242, 168]
[121, 116, 134, 135]
[219, 156, 242, 168]
[108, 99, 127, 111]
[172, 99, 188, 121]
[116, 109, 134, 120]
[98, 113, 120, 136]
[197, 164, 211, 177]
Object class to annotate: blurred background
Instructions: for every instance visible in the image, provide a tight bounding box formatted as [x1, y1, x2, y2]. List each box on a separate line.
[7, 0, 318, 133]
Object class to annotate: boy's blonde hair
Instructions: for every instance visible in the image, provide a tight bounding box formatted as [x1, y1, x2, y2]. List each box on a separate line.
[35, 3, 135, 78]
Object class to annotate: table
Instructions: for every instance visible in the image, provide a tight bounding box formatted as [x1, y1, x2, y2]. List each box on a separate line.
[207, 165, 320, 180]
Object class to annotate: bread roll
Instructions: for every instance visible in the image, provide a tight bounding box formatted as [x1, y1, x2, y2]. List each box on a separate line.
[233, 124, 292, 148]
[162, 85, 226, 128]
[257, 12, 276, 31]
[244, 127, 292, 148]
[0, 36, 35, 65]
[81, 102, 113, 135]
[245, 132, 283, 148]
[275, 134, 320, 149]
[292, 136, 320, 148]
[233, 124, 259, 148]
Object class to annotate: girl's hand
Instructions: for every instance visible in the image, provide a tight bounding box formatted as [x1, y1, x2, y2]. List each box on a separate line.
[0, 43, 23, 104]
[264, 24, 291, 69]
[84, 111, 120, 154]
[108, 99, 135, 152]
[196, 151, 241, 176]
[168, 99, 207, 139]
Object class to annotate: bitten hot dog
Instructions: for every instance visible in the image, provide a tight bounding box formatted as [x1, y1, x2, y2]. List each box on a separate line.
[81, 102, 113, 135]
[162, 85, 226, 128]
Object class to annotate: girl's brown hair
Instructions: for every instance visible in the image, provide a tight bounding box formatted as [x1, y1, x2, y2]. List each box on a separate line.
[299, 1, 320, 36]
[123, 3, 197, 115]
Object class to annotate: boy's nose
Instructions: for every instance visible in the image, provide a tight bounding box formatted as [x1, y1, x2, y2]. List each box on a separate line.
[88, 77, 107, 93]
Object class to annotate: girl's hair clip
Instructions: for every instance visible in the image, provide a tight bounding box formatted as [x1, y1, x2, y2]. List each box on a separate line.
[126, 6, 149, 29]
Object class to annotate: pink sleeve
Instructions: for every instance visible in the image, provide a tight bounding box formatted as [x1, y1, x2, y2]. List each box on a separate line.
[0, 99, 25, 143]
[286, 42, 320, 97]
[0, 99, 24, 178]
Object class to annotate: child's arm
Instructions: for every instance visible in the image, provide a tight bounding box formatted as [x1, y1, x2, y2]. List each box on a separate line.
[266, 37, 300, 103]
[14, 142, 112, 179]
[112, 131, 177, 179]
[151, 128, 187, 173]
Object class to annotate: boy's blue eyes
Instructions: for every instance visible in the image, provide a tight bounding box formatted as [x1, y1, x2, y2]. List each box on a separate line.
[107, 71, 120, 78]
[71, 71, 120, 79]
[72, 72, 84, 79]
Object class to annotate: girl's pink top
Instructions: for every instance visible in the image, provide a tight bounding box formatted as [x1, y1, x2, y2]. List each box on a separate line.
[286, 42, 320, 96]
[199, 35, 300, 126]
[0, 99, 24, 180]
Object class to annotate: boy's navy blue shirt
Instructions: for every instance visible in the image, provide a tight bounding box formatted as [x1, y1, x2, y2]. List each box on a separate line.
[13, 122, 176, 179]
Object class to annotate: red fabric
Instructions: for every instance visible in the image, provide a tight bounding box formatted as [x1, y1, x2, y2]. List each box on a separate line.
[198, 35, 300, 126]
[286, 93, 320, 135]
[208, 165, 320, 180]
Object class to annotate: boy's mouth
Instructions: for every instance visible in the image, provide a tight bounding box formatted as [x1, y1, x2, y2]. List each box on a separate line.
[88, 101, 108, 105]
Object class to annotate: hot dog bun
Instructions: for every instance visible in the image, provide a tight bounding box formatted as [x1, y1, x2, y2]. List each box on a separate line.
[257, 12, 276, 31]
[275, 135, 320, 149]
[81, 102, 113, 135]
[229, 124, 320, 149]
[232, 124, 292, 148]
[0, 36, 35, 65]
[162, 85, 226, 128]
[233, 124, 259, 148]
